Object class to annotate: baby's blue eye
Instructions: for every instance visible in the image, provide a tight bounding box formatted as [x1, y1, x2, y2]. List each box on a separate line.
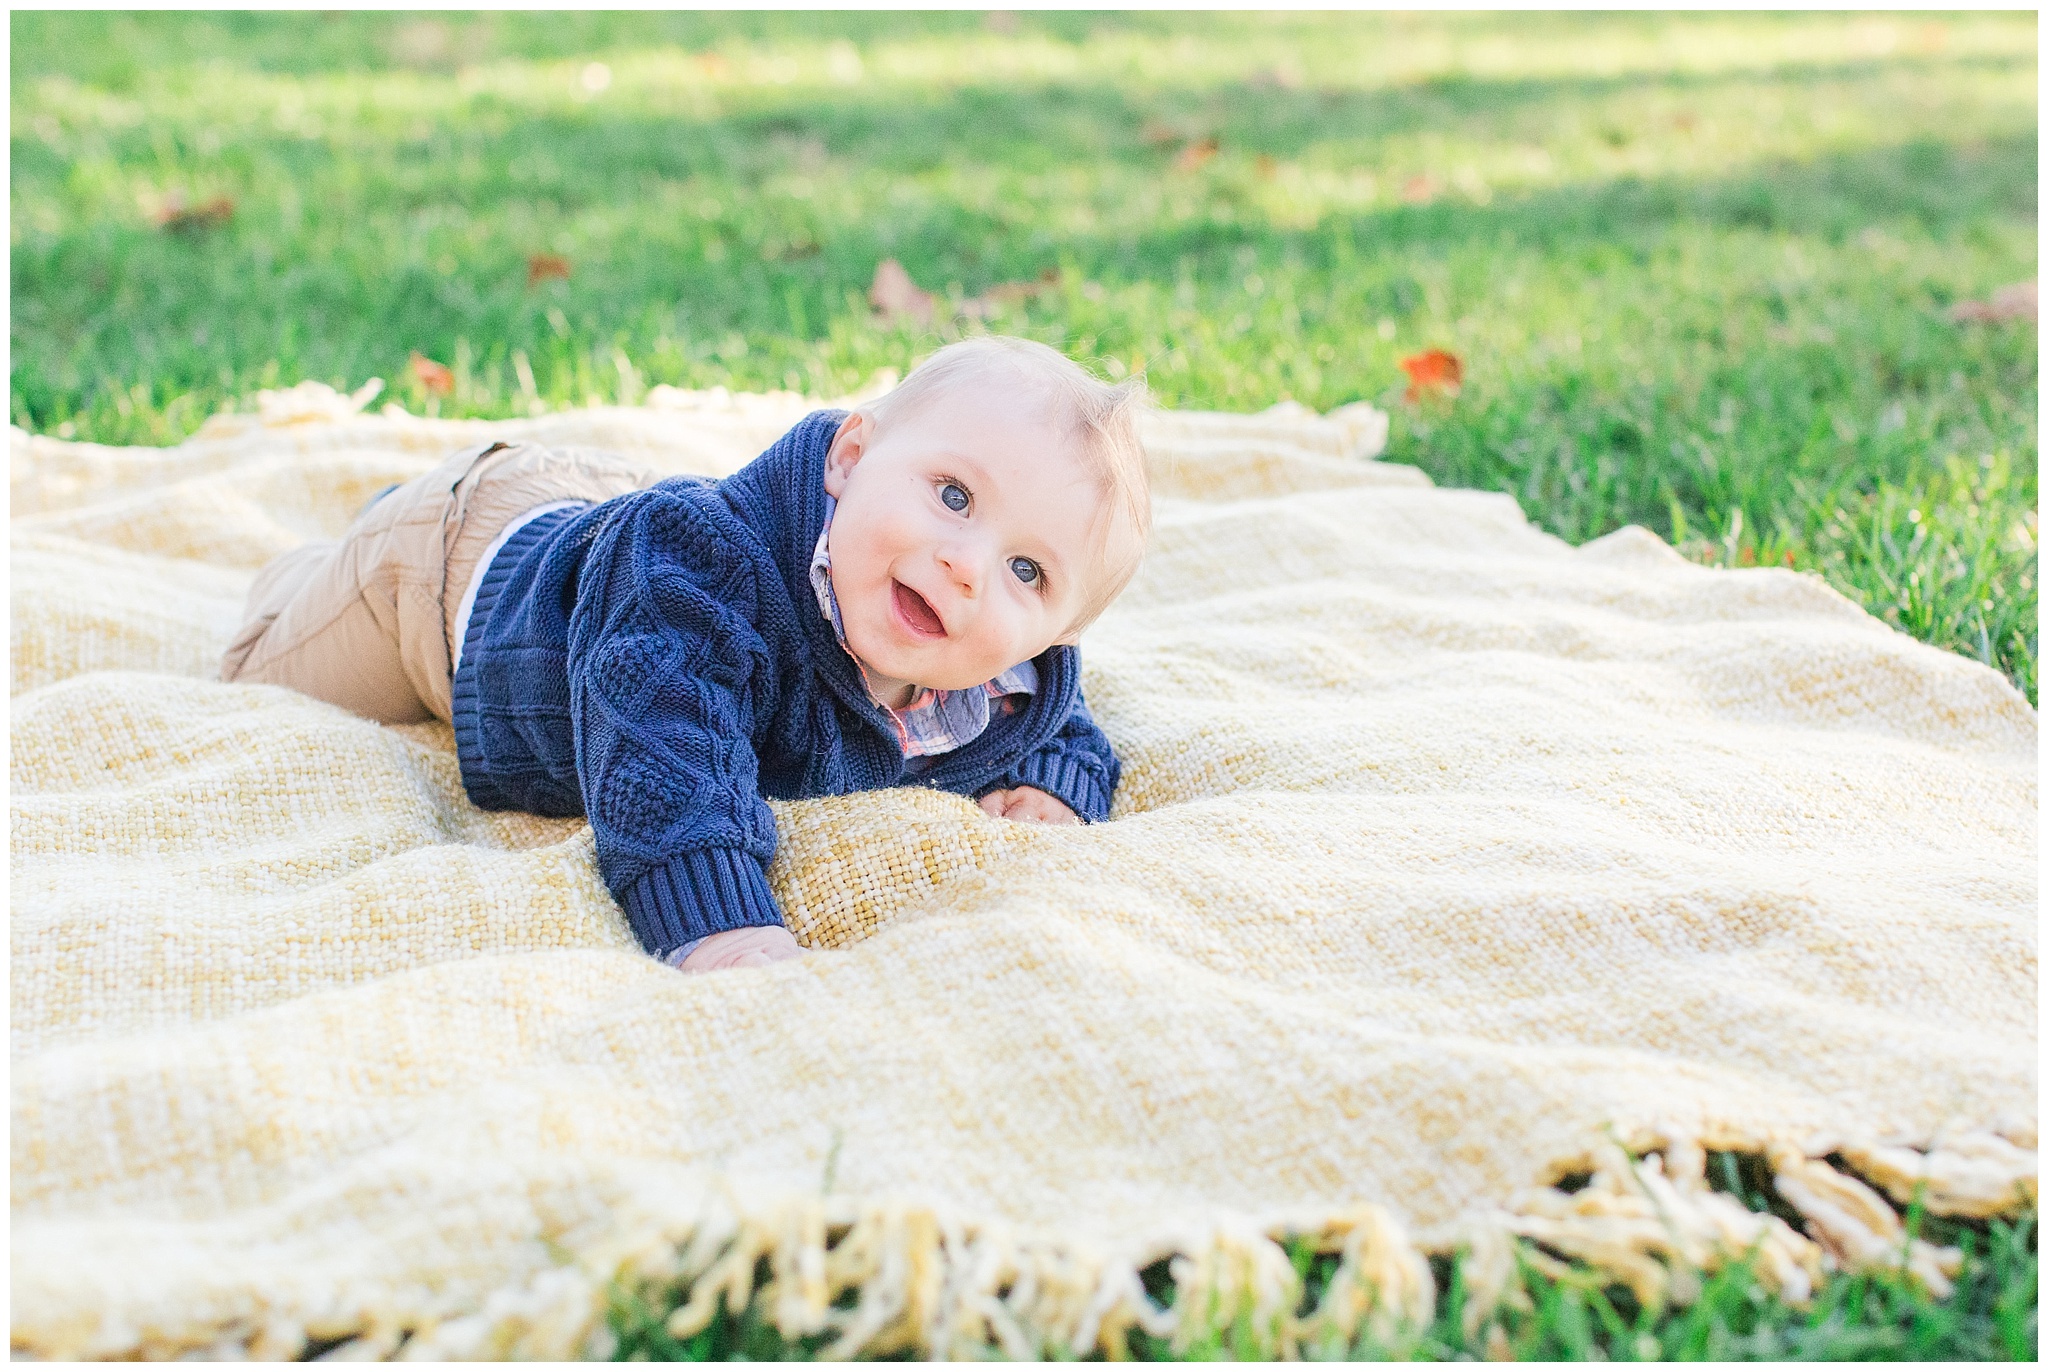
[939, 482, 969, 512]
[1009, 556, 1040, 586]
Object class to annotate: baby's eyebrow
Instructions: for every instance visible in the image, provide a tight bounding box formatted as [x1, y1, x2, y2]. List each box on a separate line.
[934, 448, 993, 486]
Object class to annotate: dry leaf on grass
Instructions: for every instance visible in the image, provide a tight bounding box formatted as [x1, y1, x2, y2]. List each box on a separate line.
[155, 192, 235, 233]
[872, 260, 1067, 326]
[526, 253, 571, 287]
[1400, 348, 1463, 402]
[980, 267, 1061, 306]
[1174, 137, 1220, 172]
[409, 353, 455, 396]
[1142, 120, 1223, 172]
[1948, 280, 2036, 325]
[1400, 175, 1439, 205]
[959, 269, 1065, 322]
[869, 259, 935, 327]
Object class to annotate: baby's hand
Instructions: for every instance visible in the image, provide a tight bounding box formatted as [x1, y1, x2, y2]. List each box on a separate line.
[675, 925, 804, 973]
[978, 786, 1078, 825]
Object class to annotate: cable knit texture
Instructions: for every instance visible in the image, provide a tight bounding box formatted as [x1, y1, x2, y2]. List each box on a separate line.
[452, 410, 1119, 956]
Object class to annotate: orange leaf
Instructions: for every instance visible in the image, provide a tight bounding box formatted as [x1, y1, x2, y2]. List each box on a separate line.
[1140, 120, 1180, 148]
[410, 352, 455, 396]
[1399, 349, 1463, 403]
[1254, 153, 1278, 181]
[983, 268, 1061, 305]
[868, 258, 934, 326]
[526, 252, 571, 287]
[156, 192, 235, 233]
[1174, 136, 1220, 172]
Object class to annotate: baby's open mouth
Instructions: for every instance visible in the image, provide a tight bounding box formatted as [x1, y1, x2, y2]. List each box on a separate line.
[891, 580, 946, 638]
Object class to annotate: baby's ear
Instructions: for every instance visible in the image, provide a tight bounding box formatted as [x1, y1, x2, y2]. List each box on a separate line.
[822, 411, 870, 497]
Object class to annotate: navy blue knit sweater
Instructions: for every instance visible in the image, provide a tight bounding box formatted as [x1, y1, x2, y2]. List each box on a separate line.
[449, 410, 1121, 959]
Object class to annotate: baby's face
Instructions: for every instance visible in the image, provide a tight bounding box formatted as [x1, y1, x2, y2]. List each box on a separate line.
[822, 387, 1106, 700]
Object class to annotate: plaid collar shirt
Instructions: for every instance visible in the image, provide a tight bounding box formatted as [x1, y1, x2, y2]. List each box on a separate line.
[808, 497, 1038, 759]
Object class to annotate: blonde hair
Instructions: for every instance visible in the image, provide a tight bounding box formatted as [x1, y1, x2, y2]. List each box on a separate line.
[862, 336, 1151, 633]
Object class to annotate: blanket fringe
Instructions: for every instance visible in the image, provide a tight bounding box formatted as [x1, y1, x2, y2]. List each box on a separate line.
[20, 1126, 2034, 1360]
[1482, 1137, 1825, 1317]
[1765, 1144, 1963, 1298]
[1839, 1132, 2040, 1218]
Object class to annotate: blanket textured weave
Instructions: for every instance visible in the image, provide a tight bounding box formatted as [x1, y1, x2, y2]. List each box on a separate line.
[10, 382, 2037, 1359]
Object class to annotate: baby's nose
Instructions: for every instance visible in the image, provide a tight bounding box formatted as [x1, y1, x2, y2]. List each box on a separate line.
[934, 543, 983, 595]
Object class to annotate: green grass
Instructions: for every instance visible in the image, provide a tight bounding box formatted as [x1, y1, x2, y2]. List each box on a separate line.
[9, 11, 2038, 700]
[11, 16, 2038, 1361]
[596, 1173, 2038, 1361]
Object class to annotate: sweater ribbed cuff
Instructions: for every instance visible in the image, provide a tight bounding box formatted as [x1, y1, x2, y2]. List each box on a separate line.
[1009, 751, 1113, 824]
[621, 848, 784, 960]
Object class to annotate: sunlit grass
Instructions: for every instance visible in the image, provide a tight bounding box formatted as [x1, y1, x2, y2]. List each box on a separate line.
[596, 1195, 2038, 1361]
[9, 8, 2037, 704]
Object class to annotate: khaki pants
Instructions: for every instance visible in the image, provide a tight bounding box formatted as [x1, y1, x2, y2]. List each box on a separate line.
[220, 440, 658, 724]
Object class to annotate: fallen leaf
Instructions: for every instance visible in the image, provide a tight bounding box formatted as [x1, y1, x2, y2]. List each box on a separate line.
[1948, 280, 2036, 325]
[1673, 111, 1698, 132]
[410, 353, 455, 396]
[1399, 348, 1463, 402]
[526, 252, 572, 287]
[694, 52, 729, 79]
[1140, 121, 1181, 148]
[155, 192, 235, 233]
[1399, 174, 1438, 205]
[981, 267, 1062, 306]
[1255, 153, 1279, 180]
[1174, 136, 1220, 172]
[869, 259, 935, 327]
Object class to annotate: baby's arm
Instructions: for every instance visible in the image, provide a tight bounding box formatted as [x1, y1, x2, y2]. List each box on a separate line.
[569, 486, 798, 974]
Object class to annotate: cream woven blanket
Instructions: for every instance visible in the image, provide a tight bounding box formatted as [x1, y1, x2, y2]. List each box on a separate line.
[10, 383, 2037, 1359]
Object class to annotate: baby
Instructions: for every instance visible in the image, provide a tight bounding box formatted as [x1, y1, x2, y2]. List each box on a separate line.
[221, 336, 1151, 972]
